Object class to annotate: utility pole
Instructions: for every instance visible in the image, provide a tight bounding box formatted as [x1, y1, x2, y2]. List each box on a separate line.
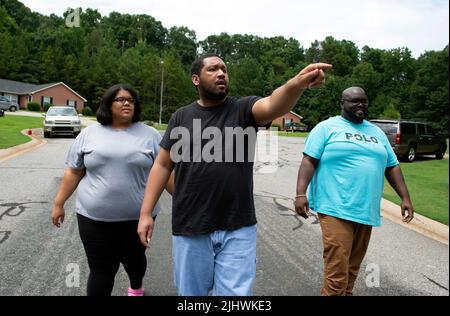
[159, 60, 164, 125]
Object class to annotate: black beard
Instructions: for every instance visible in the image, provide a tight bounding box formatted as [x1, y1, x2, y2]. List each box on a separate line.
[199, 85, 228, 101]
[342, 109, 367, 123]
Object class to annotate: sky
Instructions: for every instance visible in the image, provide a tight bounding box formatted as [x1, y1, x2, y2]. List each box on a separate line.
[19, 0, 449, 58]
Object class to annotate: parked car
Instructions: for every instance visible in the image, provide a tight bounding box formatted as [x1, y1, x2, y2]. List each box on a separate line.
[0, 96, 19, 112]
[43, 106, 82, 138]
[370, 119, 447, 162]
[285, 122, 308, 132]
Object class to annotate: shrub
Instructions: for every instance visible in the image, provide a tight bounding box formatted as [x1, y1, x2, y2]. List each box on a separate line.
[141, 104, 158, 121]
[82, 106, 93, 116]
[43, 103, 52, 112]
[27, 102, 41, 112]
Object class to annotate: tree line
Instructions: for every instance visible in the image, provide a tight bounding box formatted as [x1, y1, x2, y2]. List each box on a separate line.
[0, 0, 448, 134]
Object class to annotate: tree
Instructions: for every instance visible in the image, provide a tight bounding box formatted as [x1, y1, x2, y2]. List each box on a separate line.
[167, 26, 197, 66]
[228, 57, 264, 97]
[349, 62, 381, 103]
[318, 36, 360, 76]
[409, 47, 449, 134]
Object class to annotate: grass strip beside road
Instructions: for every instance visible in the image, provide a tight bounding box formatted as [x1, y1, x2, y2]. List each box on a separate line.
[151, 123, 168, 131]
[0, 116, 44, 149]
[277, 131, 309, 138]
[383, 159, 449, 225]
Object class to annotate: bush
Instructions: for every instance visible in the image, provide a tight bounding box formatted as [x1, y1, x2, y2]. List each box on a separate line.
[82, 106, 94, 116]
[43, 103, 53, 112]
[141, 104, 159, 121]
[27, 102, 41, 112]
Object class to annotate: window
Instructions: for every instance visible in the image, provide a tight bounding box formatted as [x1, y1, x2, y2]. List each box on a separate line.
[43, 96, 52, 105]
[67, 100, 77, 107]
[425, 125, 435, 135]
[418, 124, 426, 135]
[373, 122, 398, 134]
[401, 123, 416, 134]
[4, 94, 17, 103]
[284, 118, 292, 127]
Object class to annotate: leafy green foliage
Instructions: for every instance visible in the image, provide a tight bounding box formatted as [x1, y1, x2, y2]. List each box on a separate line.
[0, 0, 447, 135]
[82, 106, 93, 116]
[27, 101, 41, 111]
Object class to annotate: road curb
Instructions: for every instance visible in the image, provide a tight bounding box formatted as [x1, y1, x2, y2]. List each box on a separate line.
[0, 128, 47, 163]
[381, 198, 449, 245]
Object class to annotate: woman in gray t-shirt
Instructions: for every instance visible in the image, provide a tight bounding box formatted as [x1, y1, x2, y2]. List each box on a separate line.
[51, 84, 171, 296]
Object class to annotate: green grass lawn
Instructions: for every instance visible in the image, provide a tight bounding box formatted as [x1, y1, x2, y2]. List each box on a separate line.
[0, 116, 44, 149]
[383, 158, 449, 225]
[277, 131, 309, 138]
[151, 123, 168, 131]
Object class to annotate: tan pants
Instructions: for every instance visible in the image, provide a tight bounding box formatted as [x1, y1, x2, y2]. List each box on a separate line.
[318, 213, 372, 296]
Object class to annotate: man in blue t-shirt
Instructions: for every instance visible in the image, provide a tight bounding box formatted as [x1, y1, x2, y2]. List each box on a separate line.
[294, 86, 414, 296]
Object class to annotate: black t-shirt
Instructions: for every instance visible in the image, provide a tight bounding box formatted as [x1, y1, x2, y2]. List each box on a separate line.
[160, 96, 264, 235]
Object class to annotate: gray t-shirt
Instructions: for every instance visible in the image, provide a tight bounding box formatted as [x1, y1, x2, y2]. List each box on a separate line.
[65, 122, 162, 222]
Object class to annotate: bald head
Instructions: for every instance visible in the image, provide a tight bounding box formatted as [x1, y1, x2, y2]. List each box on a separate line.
[342, 87, 366, 100]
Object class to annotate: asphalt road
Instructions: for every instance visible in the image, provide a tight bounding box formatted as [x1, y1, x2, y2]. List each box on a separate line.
[0, 134, 448, 296]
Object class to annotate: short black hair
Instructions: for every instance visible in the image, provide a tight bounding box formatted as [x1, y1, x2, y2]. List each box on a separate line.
[190, 53, 223, 76]
[96, 84, 141, 125]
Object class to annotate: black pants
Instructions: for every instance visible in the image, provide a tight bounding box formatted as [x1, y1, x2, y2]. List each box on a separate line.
[77, 214, 148, 296]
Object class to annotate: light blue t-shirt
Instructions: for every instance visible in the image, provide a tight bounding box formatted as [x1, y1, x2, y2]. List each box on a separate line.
[304, 116, 398, 226]
[65, 122, 162, 222]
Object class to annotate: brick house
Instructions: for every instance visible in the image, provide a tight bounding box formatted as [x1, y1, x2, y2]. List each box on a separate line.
[0, 78, 86, 112]
[272, 111, 303, 130]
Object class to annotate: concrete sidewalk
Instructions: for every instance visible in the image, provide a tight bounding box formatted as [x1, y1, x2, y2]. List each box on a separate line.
[0, 130, 448, 246]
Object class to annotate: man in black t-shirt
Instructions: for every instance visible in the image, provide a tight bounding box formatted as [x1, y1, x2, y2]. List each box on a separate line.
[138, 54, 331, 296]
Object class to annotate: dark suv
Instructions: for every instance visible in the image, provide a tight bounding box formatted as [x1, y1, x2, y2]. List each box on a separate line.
[370, 119, 447, 162]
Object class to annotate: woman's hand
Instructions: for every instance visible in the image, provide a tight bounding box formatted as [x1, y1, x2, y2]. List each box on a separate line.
[51, 204, 65, 228]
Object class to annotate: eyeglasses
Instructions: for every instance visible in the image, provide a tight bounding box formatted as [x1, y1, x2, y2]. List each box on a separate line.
[113, 97, 135, 104]
[342, 99, 368, 106]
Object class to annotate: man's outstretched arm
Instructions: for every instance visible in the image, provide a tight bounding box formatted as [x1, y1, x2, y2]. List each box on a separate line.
[252, 63, 332, 126]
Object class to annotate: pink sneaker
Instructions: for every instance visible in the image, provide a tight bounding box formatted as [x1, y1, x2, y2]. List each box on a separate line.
[128, 287, 144, 296]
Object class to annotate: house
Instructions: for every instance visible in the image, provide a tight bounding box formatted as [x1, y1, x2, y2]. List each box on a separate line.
[272, 111, 303, 130]
[0, 78, 86, 112]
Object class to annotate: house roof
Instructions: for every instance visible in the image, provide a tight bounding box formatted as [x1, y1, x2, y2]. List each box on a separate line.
[289, 111, 303, 119]
[0, 78, 87, 101]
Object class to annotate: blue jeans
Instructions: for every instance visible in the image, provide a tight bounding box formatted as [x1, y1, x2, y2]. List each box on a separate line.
[172, 224, 257, 296]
